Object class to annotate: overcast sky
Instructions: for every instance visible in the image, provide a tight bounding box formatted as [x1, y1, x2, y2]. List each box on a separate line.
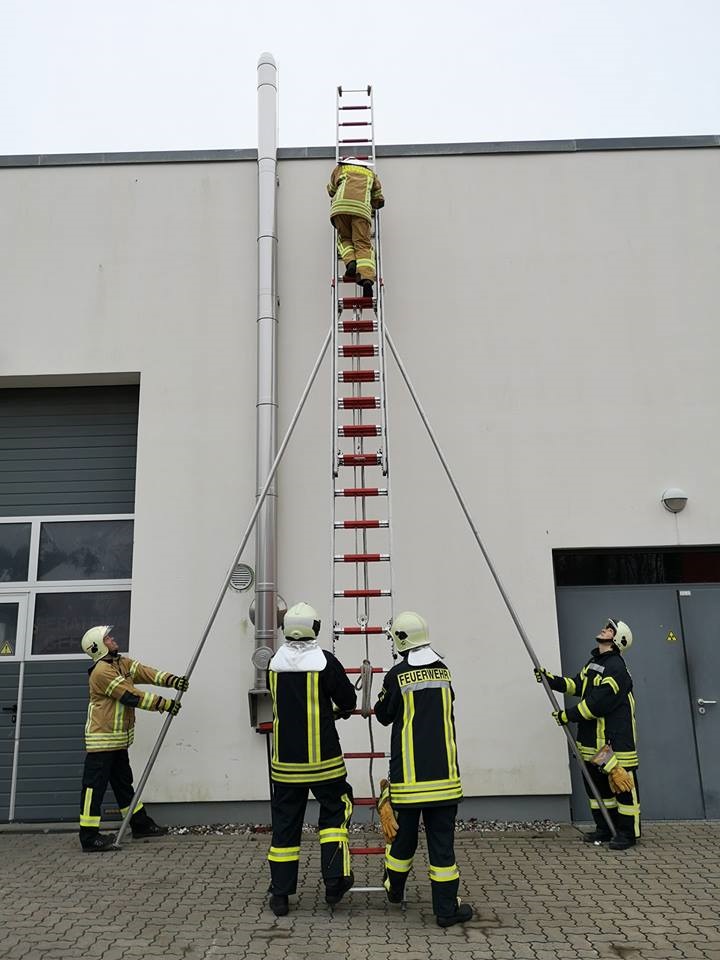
[1, 0, 718, 155]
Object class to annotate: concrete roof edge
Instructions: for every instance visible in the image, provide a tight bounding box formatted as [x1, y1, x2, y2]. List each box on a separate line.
[1, 135, 718, 168]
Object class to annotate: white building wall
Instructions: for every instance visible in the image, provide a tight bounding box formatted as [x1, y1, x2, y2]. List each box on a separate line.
[2, 144, 718, 808]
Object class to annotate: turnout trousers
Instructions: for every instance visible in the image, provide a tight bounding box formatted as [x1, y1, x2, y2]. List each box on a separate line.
[384, 804, 461, 918]
[268, 778, 354, 896]
[584, 762, 641, 842]
[79, 749, 149, 844]
[332, 214, 376, 281]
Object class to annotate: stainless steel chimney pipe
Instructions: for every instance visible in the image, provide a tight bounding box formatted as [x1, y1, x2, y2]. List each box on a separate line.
[253, 53, 279, 697]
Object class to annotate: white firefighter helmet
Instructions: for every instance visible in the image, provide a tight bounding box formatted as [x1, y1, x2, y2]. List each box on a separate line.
[390, 611, 430, 653]
[608, 618, 633, 653]
[81, 625, 113, 661]
[283, 602, 321, 641]
[339, 156, 374, 168]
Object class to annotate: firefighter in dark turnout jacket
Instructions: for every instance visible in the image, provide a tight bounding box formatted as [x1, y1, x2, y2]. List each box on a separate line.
[537, 617, 640, 850]
[266, 602, 357, 917]
[79, 624, 187, 852]
[374, 611, 474, 928]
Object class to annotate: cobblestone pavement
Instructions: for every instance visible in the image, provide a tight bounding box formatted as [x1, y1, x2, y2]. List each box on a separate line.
[1, 823, 720, 960]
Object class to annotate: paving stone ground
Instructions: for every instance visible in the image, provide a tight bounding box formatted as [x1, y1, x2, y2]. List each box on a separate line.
[1, 822, 719, 960]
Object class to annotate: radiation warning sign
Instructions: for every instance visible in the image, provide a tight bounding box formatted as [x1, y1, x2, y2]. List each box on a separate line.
[666, 631, 678, 643]
[0, 641, 13, 656]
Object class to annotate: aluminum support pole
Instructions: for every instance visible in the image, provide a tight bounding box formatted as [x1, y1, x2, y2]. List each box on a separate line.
[114, 327, 332, 847]
[384, 326, 617, 838]
[254, 53, 280, 691]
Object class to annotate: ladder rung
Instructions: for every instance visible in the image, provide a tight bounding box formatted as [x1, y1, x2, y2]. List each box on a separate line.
[344, 752, 387, 759]
[350, 847, 385, 855]
[339, 138, 372, 143]
[339, 121, 372, 127]
[338, 372, 379, 385]
[339, 344, 377, 358]
[340, 297, 374, 310]
[351, 708, 376, 716]
[334, 553, 390, 563]
[338, 396, 380, 409]
[338, 453, 381, 467]
[336, 626, 386, 635]
[353, 797, 378, 806]
[339, 320, 376, 333]
[339, 105, 370, 111]
[346, 667, 385, 674]
[339, 154, 371, 162]
[338, 424, 381, 437]
[339, 370, 379, 383]
[335, 487, 388, 497]
[334, 521, 387, 531]
[334, 585, 390, 594]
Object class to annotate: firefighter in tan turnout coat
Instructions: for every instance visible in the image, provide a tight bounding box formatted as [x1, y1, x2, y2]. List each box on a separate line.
[327, 156, 385, 297]
[78, 624, 188, 852]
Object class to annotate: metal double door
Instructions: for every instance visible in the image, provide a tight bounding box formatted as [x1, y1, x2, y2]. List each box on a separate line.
[556, 584, 720, 820]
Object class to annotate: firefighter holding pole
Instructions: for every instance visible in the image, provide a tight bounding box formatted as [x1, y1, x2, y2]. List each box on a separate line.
[536, 617, 640, 850]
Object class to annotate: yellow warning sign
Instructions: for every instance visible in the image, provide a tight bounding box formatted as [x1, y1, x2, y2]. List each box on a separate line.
[666, 631, 678, 643]
[0, 641, 13, 656]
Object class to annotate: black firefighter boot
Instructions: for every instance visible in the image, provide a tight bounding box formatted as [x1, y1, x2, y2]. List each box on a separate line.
[342, 259, 358, 280]
[81, 832, 117, 853]
[361, 280, 374, 299]
[325, 871, 355, 905]
[131, 809, 168, 839]
[437, 901, 474, 928]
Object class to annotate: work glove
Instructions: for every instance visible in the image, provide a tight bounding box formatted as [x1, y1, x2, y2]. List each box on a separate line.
[552, 709, 569, 726]
[333, 707, 353, 720]
[608, 765, 635, 795]
[534, 667, 553, 684]
[377, 779, 398, 844]
[169, 675, 189, 691]
[157, 697, 181, 716]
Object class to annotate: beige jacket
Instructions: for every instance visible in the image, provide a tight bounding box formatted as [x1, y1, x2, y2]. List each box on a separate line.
[84, 655, 177, 752]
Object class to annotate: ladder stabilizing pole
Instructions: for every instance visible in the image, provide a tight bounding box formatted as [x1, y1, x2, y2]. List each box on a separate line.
[383, 326, 617, 839]
[113, 326, 333, 847]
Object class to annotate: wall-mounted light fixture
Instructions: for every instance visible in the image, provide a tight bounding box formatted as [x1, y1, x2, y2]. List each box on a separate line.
[661, 488, 688, 514]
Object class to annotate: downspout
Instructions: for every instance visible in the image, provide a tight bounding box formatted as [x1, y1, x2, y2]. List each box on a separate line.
[250, 52, 278, 725]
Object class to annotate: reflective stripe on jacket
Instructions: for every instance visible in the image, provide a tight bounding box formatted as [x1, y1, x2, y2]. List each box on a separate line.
[374, 658, 462, 806]
[327, 164, 384, 223]
[84, 655, 173, 752]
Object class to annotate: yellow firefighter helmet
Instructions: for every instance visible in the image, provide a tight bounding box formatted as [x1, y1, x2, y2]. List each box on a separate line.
[608, 618, 633, 652]
[390, 611, 430, 653]
[81, 625, 113, 661]
[283, 602, 321, 641]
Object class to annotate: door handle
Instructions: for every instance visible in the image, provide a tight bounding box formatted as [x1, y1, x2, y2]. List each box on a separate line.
[1, 704, 17, 724]
[697, 699, 717, 705]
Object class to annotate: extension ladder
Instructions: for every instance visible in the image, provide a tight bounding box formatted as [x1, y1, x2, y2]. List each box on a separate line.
[331, 85, 394, 868]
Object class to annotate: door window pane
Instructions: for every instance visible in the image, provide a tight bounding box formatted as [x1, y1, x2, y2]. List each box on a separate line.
[38, 520, 133, 581]
[0, 603, 19, 656]
[32, 591, 131, 655]
[554, 548, 720, 586]
[0, 523, 31, 583]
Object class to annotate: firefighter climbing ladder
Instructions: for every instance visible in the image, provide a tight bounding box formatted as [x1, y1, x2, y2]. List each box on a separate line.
[331, 84, 393, 870]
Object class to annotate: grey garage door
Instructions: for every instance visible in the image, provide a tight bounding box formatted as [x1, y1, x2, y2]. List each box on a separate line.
[0, 384, 138, 821]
